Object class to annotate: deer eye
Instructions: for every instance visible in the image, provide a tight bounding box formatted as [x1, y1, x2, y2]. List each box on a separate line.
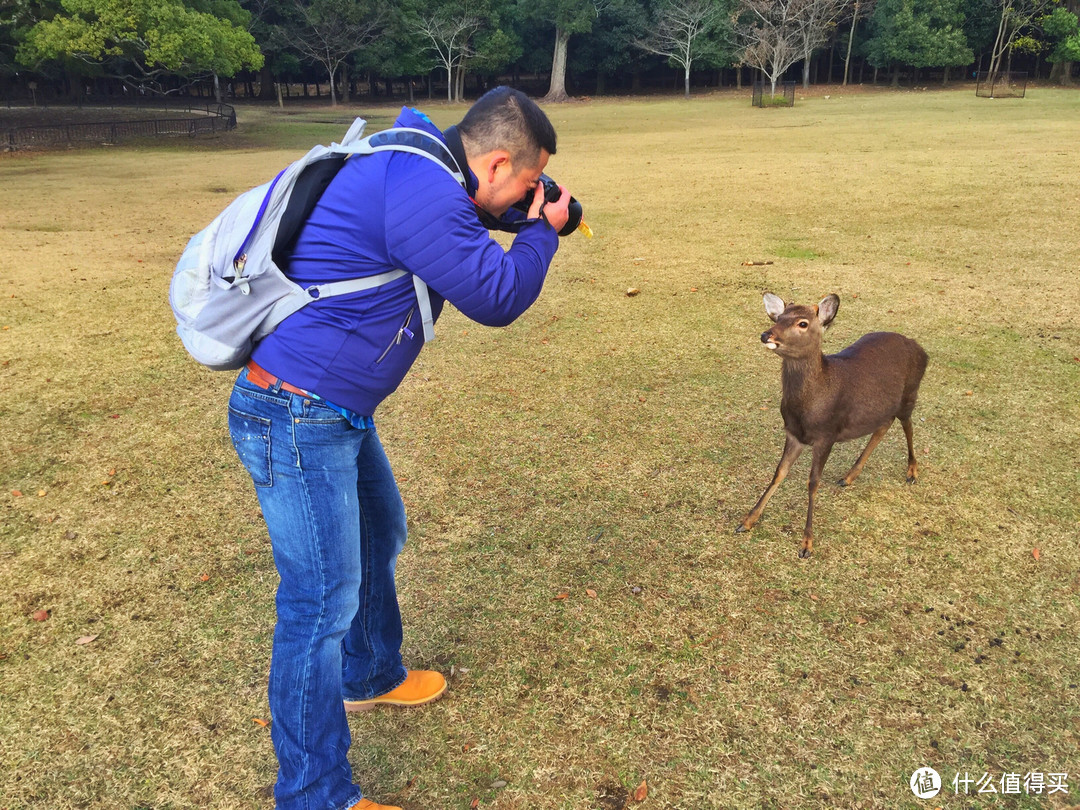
[797, 320, 809, 329]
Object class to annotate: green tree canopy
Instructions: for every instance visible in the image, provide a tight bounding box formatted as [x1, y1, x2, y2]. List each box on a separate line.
[866, 0, 973, 80]
[1043, 5, 1080, 61]
[17, 0, 263, 90]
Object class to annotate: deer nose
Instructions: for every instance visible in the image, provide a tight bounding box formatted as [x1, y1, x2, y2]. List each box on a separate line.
[760, 331, 773, 344]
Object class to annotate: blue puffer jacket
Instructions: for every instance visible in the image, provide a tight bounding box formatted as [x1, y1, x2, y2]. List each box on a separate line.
[249, 107, 560, 416]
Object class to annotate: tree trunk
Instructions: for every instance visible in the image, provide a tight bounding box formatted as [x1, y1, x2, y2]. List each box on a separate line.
[213, 73, 222, 103]
[544, 27, 571, 102]
[341, 63, 349, 104]
[802, 53, 811, 89]
[843, 4, 857, 87]
[277, 82, 284, 108]
[684, 64, 691, 98]
[1050, 60, 1074, 85]
[260, 64, 275, 100]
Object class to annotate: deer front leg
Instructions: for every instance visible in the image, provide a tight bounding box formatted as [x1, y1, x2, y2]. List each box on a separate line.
[737, 432, 805, 534]
[838, 423, 890, 487]
[801, 441, 834, 558]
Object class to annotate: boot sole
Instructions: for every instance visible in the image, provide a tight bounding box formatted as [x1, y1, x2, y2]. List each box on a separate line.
[343, 684, 447, 713]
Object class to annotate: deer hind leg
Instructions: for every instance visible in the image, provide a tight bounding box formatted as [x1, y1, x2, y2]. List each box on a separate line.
[737, 432, 805, 534]
[838, 423, 891, 487]
[801, 441, 833, 558]
[901, 416, 918, 483]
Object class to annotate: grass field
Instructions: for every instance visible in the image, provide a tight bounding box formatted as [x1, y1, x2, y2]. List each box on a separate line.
[2, 86, 1079, 810]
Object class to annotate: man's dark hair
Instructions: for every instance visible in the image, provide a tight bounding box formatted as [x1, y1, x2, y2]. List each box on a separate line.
[457, 86, 557, 169]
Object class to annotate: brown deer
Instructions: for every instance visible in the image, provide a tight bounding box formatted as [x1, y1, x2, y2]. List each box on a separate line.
[737, 293, 928, 558]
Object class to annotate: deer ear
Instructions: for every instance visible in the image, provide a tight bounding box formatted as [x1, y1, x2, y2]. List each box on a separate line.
[763, 292, 786, 322]
[818, 294, 839, 328]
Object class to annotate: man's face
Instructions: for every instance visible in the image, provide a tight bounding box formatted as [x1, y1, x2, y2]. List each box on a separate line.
[474, 149, 551, 217]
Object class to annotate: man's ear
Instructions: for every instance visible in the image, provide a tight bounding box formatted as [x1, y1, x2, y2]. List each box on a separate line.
[485, 150, 511, 183]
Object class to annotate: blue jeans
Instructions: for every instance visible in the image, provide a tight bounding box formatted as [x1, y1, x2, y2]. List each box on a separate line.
[228, 369, 409, 810]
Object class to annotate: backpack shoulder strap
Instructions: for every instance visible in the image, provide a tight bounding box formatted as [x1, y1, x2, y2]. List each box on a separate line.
[326, 126, 467, 342]
[331, 127, 466, 187]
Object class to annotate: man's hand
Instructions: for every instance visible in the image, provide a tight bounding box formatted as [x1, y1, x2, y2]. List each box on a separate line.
[526, 183, 571, 234]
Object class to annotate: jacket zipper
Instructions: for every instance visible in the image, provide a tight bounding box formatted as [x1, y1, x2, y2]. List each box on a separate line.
[375, 306, 416, 364]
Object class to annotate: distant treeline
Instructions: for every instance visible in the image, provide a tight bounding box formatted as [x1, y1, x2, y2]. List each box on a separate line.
[2, 0, 1078, 104]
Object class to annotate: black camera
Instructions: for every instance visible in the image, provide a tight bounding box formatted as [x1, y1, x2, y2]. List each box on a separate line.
[511, 174, 583, 237]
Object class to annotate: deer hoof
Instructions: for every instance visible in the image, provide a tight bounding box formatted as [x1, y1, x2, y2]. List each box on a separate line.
[906, 475, 917, 484]
[837, 478, 849, 488]
[798, 546, 812, 559]
[734, 523, 750, 534]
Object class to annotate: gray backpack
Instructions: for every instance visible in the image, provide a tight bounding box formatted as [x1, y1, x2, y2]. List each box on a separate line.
[169, 118, 465, 371]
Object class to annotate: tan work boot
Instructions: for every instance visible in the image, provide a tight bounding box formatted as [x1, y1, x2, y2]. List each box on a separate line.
[343, 670, 447, 712]
[350, 799, 402, 810]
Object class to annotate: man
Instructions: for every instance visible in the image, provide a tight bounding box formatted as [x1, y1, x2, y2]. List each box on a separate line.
[227, 86, 572, 810]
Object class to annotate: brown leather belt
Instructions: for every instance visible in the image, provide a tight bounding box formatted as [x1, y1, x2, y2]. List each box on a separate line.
[245, 360, 311, 398]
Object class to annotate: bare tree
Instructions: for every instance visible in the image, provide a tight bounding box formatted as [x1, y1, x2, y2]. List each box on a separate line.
[634, 0, 727, 99]
[986, 0, 1056, 82]
[284, 0, 383, 106]
[795, 0, 847, 88]
[735, 0, 805, 96]
[415, 13, 482, 102]
[841, 0, 874, 85]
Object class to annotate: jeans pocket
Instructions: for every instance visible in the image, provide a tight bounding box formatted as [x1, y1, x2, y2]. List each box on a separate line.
[229, 406, 272, 487]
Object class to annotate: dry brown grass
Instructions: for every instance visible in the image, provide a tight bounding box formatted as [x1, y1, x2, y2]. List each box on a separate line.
[2, 88, 1079, 809]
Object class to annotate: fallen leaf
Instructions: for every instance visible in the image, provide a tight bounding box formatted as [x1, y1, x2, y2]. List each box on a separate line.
[32, 609, 49, 622]
[553, 592, 570, 601]
[964, 390, 973, 396]
[490, 779, 507, 789]
[626, 287, 641, 296]
[1032, 548, 1040, 561]
[253, 717, 270, 727]
[689, 287, 698, 292]
[809, 593, 819, 601]
[37, 489, 47, 497]
[586, 588, 598, 599]
[855, 616, 868, 625]
[470, 799, 479, 809]
[199, 573, 210, 582]
[107, 468, 116, 476]
[75, 634, 98, 645]
[633, 779, 648, 801]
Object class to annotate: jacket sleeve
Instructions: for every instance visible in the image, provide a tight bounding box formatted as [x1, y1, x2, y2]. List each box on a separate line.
[383, 153, 560, 327]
